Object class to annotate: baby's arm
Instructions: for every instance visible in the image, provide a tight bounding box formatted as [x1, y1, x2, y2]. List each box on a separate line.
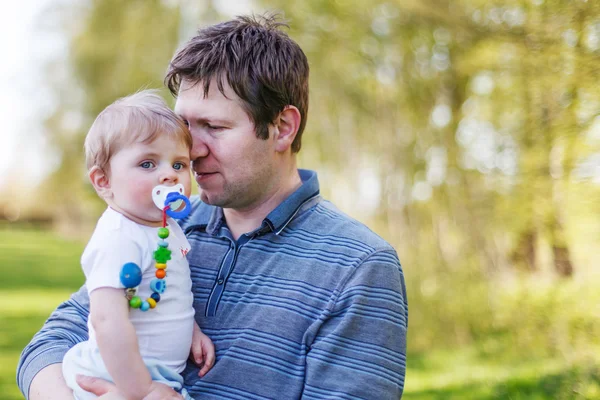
[190, 322, 215, 377]
[90, 288, 152, 399]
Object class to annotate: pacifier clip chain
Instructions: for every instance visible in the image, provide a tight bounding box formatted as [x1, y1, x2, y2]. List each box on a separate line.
[119, 186, 191, 311]
[120, 206, 172, 311]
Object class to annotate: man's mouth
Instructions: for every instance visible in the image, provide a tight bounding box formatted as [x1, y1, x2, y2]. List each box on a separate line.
[195, 171, 218, 182]
[195, 171, 217, 177]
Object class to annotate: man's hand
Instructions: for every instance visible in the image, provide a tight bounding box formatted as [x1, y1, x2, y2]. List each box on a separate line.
[190, 323, 215, 377]
[76, 375, 183, 400]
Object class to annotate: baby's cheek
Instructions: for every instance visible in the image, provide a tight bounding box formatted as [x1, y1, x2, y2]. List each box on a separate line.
[131, 180, 155, 202]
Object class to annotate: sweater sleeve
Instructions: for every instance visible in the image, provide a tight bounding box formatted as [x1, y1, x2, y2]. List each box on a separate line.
[16, 285, 90, 399]
[302, 250, 408, 399]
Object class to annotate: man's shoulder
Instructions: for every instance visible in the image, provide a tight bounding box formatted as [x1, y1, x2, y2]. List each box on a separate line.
[298, 198, 396, 254]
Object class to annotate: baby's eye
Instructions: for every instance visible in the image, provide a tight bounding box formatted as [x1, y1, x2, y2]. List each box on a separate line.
[173, 162, 186, 170]
[140, 161, 155, 169]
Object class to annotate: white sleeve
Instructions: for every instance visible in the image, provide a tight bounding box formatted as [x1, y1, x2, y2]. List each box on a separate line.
[82, 230, 144, 295]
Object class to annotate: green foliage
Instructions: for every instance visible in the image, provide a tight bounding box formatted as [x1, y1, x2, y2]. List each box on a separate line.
[41, 0, 183, 221]
[4, 225, 600, 398]
[21, 1, 600, 397]
[0, 227, 84, 399]
[260, 0, 600, 348]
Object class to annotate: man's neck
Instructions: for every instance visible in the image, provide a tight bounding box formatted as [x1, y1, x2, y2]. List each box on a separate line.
[224, 168, 302, 241]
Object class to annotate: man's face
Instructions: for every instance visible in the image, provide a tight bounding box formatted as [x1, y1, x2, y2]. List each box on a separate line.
[174, 79, 277, 210]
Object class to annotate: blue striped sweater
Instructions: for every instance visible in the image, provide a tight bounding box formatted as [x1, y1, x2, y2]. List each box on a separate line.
[18, 169, 408, 399]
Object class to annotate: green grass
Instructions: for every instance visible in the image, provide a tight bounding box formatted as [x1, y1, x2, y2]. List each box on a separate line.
[2, 226, 599, 399]
[404, 347, 600, 399]
[1, 226, 85, 399]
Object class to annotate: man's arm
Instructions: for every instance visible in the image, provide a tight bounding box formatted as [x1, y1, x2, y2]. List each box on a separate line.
[17, 285, 90, 399]
[28, 364, 74, 400]
[302, 250, 408, 399]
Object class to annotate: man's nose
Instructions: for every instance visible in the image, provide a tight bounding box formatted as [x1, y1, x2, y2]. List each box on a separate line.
[190, 131, 209, 160]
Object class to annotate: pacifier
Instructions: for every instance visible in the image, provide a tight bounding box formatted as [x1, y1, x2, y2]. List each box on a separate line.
[151, 184, 192, 219]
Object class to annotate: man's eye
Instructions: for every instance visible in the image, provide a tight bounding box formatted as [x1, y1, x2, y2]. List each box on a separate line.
[183, 120, 190, 127]
[173, 162, 185, 170]
[140, 161, 155, 169]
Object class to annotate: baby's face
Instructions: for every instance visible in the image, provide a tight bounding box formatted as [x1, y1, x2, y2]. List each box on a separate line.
[106, 134, 191, 226]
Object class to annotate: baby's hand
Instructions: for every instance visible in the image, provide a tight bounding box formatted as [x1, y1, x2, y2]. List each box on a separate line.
[190, 322, 215, 377]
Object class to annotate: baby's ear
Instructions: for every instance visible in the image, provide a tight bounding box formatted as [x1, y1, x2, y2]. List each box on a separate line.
[89, 166, 112, 199]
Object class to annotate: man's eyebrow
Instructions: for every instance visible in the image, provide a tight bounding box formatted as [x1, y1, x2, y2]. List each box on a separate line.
[178, 113, 231, 125]
[196, 117, 231, 125]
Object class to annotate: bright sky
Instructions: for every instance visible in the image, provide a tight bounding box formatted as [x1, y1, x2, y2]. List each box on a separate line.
[0, 0, 63, 191]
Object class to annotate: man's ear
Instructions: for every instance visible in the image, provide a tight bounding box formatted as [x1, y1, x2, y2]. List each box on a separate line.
[89, 166, 112, 199]
[272, 105, 301, 153]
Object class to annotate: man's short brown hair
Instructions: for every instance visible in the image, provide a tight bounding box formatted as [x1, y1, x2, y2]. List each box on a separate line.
[165, 13, 309, 153]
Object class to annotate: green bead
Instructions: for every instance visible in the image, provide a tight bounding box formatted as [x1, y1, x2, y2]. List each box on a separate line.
[153, 247, 172, 263]
[157, 227, 170, 239]
[129, 296, 142, 308]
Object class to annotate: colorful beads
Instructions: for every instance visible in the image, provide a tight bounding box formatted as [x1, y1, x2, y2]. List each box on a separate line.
[150, 278, 166, 294]
[129, 296, 142, 308]
[140, 301, 150, 312]
[157, 227, 169, 239]
[125, 211, 171, 311]
[147, 298, 157, 308]
[120, 263, 142, 288]
[153, 247, 172, 263]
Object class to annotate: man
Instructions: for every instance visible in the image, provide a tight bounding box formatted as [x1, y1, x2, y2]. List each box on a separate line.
[18, 13, 408, 399]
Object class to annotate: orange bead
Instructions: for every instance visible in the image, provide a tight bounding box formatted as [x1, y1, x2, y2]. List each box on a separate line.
[156, 269, 166, 279]
[155, 263, 167, 270]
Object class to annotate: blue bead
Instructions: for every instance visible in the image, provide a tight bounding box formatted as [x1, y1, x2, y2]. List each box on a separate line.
[150, 292, 161, 302]
[119, 263, 142, 288]
[140, 301, 150, 312]
[150, 278, 166, 294]
[158, 240, 169, 248]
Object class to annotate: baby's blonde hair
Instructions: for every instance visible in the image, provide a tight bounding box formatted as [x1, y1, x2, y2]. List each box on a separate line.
[84, 90, 191, 172]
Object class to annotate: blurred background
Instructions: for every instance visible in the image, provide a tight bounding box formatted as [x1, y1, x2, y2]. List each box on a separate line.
[1, 0, 599, 399]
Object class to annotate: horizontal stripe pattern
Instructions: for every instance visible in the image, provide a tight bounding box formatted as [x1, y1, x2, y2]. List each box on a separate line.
[183, 199, 408, 398]
[18, 170, 407, 400]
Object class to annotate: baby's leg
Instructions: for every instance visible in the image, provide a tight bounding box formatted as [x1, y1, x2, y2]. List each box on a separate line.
[62, 341, 113, 400]
[144, 358, 188, 397]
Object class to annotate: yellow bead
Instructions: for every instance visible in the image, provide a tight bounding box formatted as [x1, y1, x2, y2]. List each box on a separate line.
[147, 298, 157, 308]
[155, 263, 167, 270]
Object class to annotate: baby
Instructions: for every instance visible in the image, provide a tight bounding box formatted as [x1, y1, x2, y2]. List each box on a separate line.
[62, 90, 214, 399]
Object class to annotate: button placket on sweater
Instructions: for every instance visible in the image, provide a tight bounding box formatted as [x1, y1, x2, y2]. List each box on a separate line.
[205, 230, 253, 317]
